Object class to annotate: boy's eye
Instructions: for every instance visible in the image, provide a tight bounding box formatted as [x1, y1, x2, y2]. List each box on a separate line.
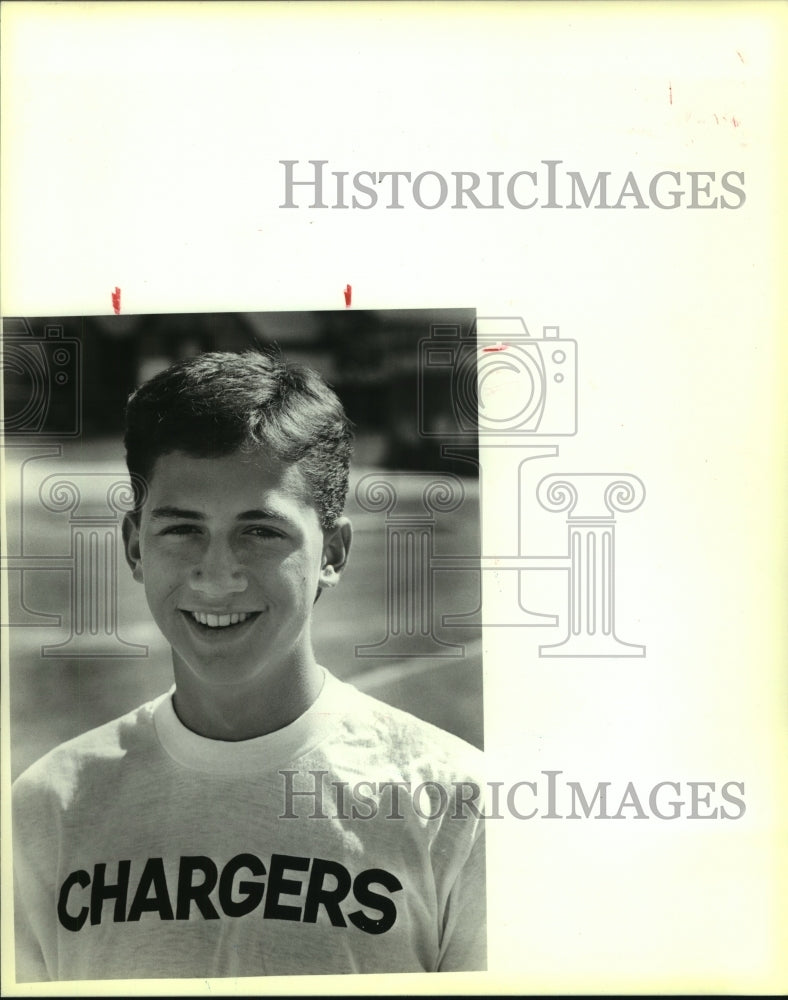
[159, 524, 200, 536]
[245, 526, 284, 540]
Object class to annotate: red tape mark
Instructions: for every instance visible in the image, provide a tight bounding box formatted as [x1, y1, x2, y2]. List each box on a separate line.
[482, 343, 507, 352]
[111, 287, 121, 314]
[343, 284, 352, 307]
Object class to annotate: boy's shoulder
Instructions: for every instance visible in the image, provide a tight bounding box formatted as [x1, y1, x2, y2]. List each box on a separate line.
[323, 672, 484, 786]
[12, 693, 165, 806]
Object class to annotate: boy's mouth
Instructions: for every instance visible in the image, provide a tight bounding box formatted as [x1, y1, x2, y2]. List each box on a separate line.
[182, 610, 261, 630]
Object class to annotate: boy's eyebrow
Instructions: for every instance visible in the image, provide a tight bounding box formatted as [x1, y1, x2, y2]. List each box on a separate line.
[236, 508, 290, 522]
[150, 506, 205, 520]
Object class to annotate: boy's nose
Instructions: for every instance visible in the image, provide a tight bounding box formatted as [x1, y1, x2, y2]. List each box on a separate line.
[189, 543, 248, 596]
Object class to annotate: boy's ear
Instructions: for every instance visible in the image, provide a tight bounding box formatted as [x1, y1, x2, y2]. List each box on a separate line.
[318, 517, 352, 591]
[122, 513, 144, 584]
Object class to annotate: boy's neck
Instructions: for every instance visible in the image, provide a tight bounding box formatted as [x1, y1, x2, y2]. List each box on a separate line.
[170, 657, 325, 741]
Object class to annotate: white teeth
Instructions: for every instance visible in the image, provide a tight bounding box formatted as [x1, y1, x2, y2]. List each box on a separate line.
[189, 611, 253, 628]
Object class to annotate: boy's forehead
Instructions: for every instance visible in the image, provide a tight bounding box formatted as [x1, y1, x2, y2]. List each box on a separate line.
[145, 449, 316, 513]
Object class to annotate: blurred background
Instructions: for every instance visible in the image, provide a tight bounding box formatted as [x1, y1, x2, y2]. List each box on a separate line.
[3, 309, 482, 780]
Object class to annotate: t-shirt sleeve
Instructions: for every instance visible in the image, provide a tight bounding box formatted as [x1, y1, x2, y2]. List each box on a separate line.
[13, 777, 54, 983]
[14, 866, 50, 983]
[436, 824, 487, 972]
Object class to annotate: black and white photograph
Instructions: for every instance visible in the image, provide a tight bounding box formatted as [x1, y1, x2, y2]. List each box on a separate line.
[1, 2, 786, 996]
[4, 309, 486, 980]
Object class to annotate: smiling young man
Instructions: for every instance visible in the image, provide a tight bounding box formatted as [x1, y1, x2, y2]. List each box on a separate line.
[12, 348, 486, 982]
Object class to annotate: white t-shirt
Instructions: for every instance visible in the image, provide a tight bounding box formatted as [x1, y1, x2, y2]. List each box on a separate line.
[13, 669, 486, 982]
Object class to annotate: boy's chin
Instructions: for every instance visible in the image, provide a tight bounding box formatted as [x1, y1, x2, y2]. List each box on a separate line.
[172, 653, 277, 689]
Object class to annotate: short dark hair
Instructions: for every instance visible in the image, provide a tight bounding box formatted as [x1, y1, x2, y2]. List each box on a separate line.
[124, 348, 354, 529]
